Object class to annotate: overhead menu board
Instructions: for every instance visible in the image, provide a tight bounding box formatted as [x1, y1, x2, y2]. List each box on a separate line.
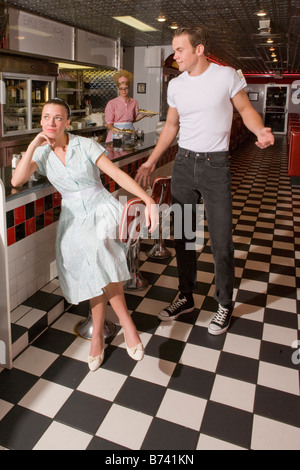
[8, 8, 74, 61]
[76, 30, 117, 68]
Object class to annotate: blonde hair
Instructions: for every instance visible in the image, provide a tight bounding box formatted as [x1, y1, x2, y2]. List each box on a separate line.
[113, 69, 134, 87]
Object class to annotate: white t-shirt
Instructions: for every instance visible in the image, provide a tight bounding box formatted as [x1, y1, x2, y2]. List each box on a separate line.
[167, 63, 247, 152]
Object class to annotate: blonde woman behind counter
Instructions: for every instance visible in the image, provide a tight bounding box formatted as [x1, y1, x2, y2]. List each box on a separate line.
[105, 70, 153, 142]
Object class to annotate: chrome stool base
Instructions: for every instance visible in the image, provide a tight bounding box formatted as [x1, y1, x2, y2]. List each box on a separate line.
[124, 272, 149, 291]
[146, 242, 171, 260]
[75, 311, 116, 340]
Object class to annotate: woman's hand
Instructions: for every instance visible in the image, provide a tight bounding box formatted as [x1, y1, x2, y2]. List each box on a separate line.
[11, 133, 49, 188]
[144, 197, 159, 235]
[30, 132, 54, 150]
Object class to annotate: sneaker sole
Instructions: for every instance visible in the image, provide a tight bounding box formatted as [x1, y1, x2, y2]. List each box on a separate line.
[208, 318, 232, 336]
[208, 325, 229, 336]
[158, 307, 194, 322]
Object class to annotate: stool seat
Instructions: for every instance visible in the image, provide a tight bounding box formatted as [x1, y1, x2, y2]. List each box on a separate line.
[146, 176, 172, 260]
[119, 197, 149, 291]
[151, 176, 172, 206]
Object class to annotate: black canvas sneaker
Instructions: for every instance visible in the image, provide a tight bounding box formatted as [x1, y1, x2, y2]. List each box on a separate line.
[158, 294, 194, 321]
[208, 303, 233, 335]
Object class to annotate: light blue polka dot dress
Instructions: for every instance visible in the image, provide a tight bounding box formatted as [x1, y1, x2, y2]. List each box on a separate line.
[33, 133, 130, 304]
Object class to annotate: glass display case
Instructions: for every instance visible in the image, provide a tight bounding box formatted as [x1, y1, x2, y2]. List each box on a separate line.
[0, 72, 55, 136]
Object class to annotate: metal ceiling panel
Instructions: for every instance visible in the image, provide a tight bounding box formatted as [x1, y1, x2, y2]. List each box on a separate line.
[3, 0, 300, 73]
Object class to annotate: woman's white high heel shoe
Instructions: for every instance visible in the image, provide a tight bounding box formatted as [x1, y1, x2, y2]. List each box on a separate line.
[88, 334, 105, 372]
[124, 333, 144, 361]
[88, 350, 105, 372]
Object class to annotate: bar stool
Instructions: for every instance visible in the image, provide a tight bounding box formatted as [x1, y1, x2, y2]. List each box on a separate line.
[146, 176, 172, 260]
[75, 313, 116, 340]
[119, 197, 149, 291]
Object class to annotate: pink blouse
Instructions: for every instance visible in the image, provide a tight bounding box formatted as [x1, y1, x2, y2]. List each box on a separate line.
[105, 96, 139, 125]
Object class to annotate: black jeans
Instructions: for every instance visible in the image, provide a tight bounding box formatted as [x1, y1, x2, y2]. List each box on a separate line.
[171, 147, 234, 306]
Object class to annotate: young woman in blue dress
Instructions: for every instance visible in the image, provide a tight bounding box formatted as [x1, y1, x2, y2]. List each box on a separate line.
[11, 98, 158, 372]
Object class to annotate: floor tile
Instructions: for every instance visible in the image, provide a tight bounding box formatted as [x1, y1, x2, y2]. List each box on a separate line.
[200, 401, 253, 449]
[13, 346, 58, 377]
[251, 415, 300, 450]
[115, 376, 166, 416]
[130, 355, 176, 387]
[96, 404, 153, 450]
[18, 379, 73, 418]
[33, 420, 92, 450]
[156, 389, 207, 430]
[54, 390, 112, 435]
[141, 417, 199, 450]
[197, 434, 246, 450]
[257, 361, 300, 395]
[0, 405, 51, 450]
[254, 385, 300, 428]
[210, 375, 256, 412]
[179, 343, 220, 372]
[77, 367, 127, 401]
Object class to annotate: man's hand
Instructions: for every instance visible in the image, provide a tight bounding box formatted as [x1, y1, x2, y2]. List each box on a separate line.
[135, 160, 156, 187]
[255, 127, 275, 149]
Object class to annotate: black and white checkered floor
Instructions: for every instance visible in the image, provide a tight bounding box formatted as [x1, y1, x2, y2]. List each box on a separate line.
[0, 136, 299, 451]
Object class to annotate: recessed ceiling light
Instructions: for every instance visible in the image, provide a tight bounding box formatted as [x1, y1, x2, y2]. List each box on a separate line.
[113, 16, 157, 32]
[256, 9, 267, 16]
[170, 22, 178, 30]
[267, 38, 273, 43]
[56, 63, 94, 70]
[9, 25, 52, 38]
[157, 15, 166, 22]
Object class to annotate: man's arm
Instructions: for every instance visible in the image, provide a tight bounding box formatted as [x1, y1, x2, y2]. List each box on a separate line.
[135, 106, 180, 186]
[232, 89, 274, 149]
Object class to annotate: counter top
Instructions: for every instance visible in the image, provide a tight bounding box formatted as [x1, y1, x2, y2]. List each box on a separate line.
[104, 131, 159, 163]
[1, 132, 163, 203]
[1, 166, 50, 202]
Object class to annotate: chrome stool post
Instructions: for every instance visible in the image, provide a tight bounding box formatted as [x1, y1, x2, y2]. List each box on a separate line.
[119, 197, 149, 292]
[146, 176, 172, 260]
[124, 239, 148, 290]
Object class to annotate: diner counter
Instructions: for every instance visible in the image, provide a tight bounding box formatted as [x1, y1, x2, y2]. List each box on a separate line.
[1, 131, 166, 203]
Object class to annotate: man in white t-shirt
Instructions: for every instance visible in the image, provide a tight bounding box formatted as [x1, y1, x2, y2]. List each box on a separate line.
[136, 26, 274, 335]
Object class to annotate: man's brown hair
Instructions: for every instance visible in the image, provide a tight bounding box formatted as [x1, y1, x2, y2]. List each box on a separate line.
[173, 26, 210, 55]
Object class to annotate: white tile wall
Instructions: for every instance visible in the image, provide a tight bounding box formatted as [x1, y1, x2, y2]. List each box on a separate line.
[7, 222, 58, 311]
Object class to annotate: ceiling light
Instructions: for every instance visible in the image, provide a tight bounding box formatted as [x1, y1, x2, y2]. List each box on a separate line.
[271, 53, 276, 57]
[273, 58, 278, 62]
[170, 22, 178, 30]
[256, 9, 267, 17]
[267, 38, 273, 43]
[9, 25, 52, 38]
[157, 15, 166, 22]
[56, 63, 94, 70]
[269, 47, 275, 51]
[113, 16, 157, 32]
